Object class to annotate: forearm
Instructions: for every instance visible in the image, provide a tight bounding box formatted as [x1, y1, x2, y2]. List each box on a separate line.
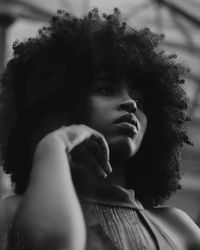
[12, 137, 86, 250]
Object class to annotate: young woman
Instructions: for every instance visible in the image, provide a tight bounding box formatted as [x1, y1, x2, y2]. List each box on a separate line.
[0, 8, 200, 250]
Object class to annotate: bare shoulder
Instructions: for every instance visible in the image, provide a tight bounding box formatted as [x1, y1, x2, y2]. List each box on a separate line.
[150, 206, 200, 234]
[148, 206, 200, 249]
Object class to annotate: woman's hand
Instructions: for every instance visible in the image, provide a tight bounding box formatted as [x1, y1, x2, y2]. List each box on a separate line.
[13, 125, 109, 250]
[37, 124, 112, 179]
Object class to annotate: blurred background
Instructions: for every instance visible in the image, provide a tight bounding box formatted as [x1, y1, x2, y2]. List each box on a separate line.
[0, 0, 200, 224]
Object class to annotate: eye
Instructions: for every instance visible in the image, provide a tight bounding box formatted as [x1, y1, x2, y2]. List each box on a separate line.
[95, 82, 118, 96]
[97, 86, 114, 95]
[93, 79, 118, 96]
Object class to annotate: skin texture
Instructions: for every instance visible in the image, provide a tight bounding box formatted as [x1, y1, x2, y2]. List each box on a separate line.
[1, 123, 200, 250]
[0, 8, 199, 250]
[0, 9, 192, 205]
[85, 78, 147, 168]
[0, 78, 148, 250]
[0, 82, 200, 250]
[1, 125, 112, 250]
[71, 78, 147, 193]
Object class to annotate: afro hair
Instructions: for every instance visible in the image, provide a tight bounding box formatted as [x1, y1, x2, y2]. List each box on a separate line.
[0, 8, 192, 207]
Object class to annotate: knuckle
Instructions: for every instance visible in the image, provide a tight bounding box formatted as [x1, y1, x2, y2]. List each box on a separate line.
[79, 124, 88, 129]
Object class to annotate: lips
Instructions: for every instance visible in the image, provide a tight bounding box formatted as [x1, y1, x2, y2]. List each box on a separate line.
[113, 114, 138, 131]
[113, 114, 139, 137]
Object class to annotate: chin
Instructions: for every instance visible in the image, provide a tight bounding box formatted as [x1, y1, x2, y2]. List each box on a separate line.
[107, 135, 139, 161]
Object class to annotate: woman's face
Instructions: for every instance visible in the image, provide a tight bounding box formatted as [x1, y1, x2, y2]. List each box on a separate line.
[84, 78, 147, 162]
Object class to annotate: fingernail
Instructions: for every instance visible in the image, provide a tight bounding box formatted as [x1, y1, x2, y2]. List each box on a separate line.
[99, 171, 107, 179]
[107, 162, 112, 173]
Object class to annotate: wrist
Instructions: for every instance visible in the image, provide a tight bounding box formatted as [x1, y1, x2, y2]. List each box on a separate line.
[33, 135, 67, 162]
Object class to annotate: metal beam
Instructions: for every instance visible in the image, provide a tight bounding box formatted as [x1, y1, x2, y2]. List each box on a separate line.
[154, 0, 200, 27]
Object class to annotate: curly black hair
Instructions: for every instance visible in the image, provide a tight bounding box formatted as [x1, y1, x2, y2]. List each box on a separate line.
[0, 8, 192, 207]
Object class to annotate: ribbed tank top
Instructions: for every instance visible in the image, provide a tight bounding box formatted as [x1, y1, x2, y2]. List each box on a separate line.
[79, 185, 178, 250]
[1, 186, 178, 250]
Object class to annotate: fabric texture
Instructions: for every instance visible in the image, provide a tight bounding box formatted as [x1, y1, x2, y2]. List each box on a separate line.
[79, 185, 178, 250]
[1, 185, 178, 250]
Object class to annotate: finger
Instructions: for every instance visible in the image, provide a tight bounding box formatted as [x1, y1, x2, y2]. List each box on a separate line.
[95, 163, 108, 179]
[85, 136, 112, 174]
[71, 160, 107, 179]
[84, 140, 108, 174]
[89, 134, 112, 173]
[70, 142, 108, 179]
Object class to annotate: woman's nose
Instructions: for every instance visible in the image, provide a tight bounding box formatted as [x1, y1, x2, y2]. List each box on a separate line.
[118, 98, 137, 113]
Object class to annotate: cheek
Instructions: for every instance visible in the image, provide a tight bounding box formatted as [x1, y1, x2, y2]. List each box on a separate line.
[85, 97, 113, 130]
[141, 117, 148, 136]
[138, 111, 148, 136]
